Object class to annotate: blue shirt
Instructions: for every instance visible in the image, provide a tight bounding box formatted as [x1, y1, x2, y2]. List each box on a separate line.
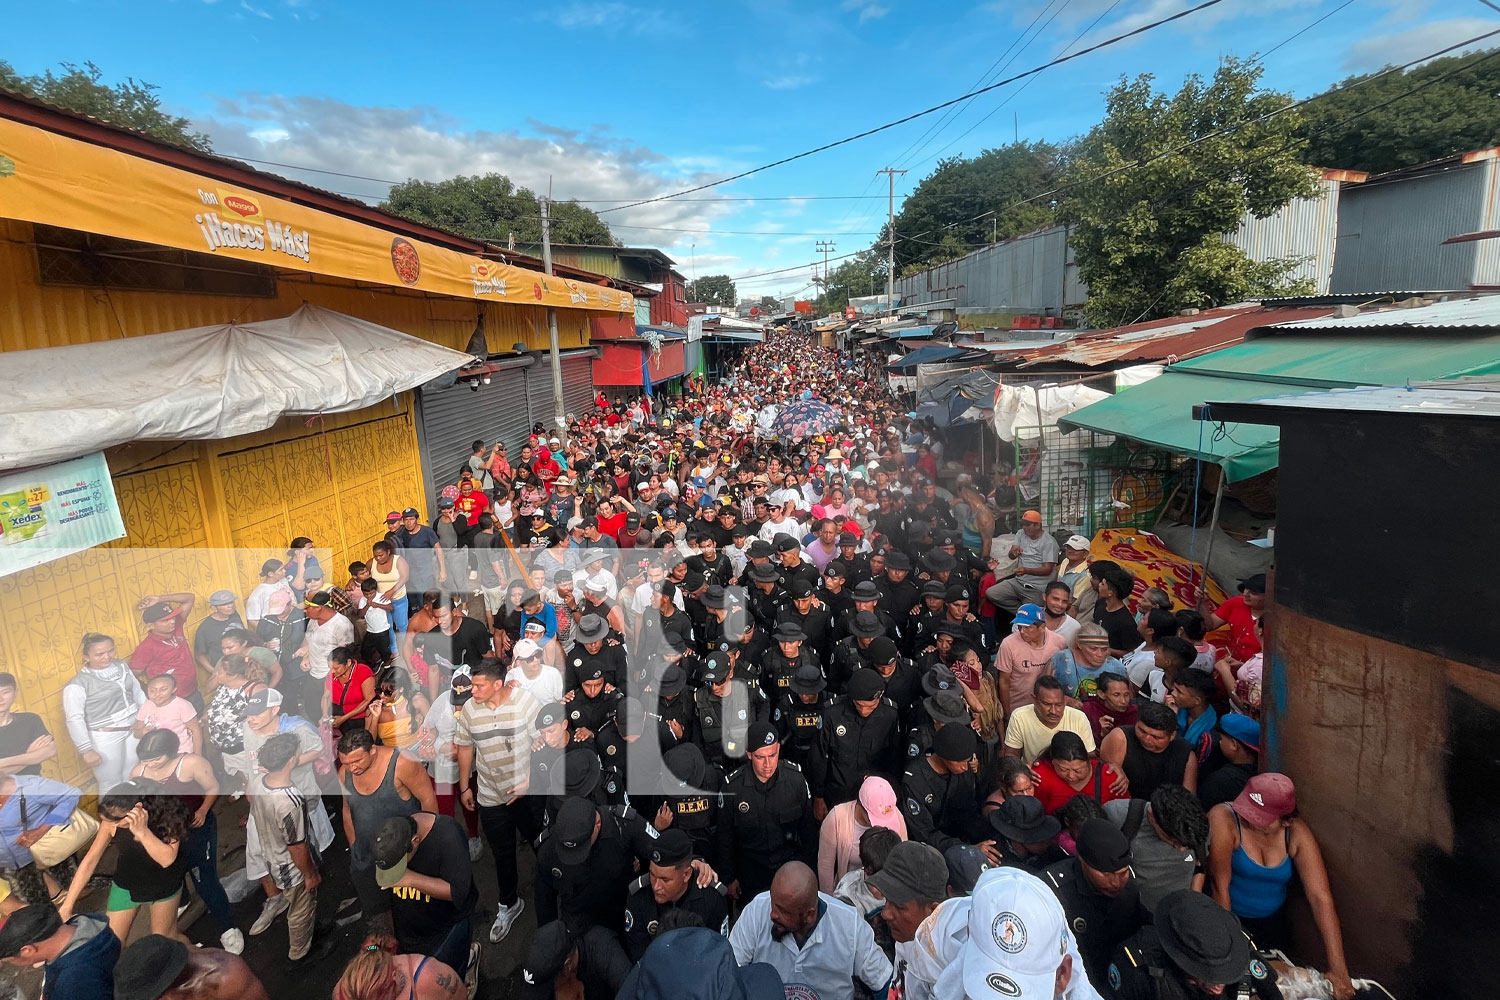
[522, 603, 559, 641]
[0, 775, 80, 869]
[1050, 649, 1124, 701]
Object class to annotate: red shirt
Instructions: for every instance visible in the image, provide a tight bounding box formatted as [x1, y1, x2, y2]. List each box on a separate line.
[131, 620, 198, 699]
[1214, 595, 1262, 661]
[597, 510, 628, 542]
[1080, 698, 1138, 745]
[454, 491, 487, 527]
[1033, 758, 1129, 815]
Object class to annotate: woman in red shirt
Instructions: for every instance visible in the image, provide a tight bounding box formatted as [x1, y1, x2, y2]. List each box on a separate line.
[328, 644, 376, 738]
[1033, 731, 1128, 816]
[1198, 573, 1266, 664]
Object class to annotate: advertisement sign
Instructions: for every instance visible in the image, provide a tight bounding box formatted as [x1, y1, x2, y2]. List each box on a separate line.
[845, 305, 856, 320]
[0, 117, 632, 315]
[0, 452, 125, 578]
[794, 301, 813, 314]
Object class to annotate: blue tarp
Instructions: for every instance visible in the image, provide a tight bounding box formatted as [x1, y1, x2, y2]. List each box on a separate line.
[637, 325, 687, 340]
[888, 345, 981, 372]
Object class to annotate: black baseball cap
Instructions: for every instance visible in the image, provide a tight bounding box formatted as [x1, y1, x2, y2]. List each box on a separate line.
[649, 828, 695, 867]
[372, 815, 419, 887]
[932, 722, 978, 762]
[747, 721, 779, 751]
[1076, 819, 1132, 872]
[848, 668, 886, 701]
[554, 796, 599, 865]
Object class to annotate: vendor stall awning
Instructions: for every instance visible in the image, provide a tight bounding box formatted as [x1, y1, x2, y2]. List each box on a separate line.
[0, 305, 472, 472]
[887, 345, 986, 372]
[1061, 327, 1500, 481]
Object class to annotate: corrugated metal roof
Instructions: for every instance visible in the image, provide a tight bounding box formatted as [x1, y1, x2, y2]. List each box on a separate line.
[1265, 295, 1500, 331]
[1012, 306, 1334, 368]
[1209, 383, 1500, 419]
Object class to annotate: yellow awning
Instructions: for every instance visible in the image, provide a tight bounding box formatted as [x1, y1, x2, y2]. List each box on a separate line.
[0, 116, 632, 314]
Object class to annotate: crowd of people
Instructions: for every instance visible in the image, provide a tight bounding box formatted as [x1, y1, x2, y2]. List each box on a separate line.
[0, 333, 1357, 1000]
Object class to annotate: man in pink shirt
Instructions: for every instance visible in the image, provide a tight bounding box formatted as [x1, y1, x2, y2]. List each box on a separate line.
[994, 603, 1067, 722]
[130, 592, 203, 711]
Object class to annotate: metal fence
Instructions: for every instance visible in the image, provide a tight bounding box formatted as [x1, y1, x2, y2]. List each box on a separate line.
[1013, 425, 1181, 536]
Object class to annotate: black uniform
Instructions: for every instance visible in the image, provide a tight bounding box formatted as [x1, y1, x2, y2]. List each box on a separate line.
[901, 754, 984, 854]
[818, 584, 855, 622]
[566, 644, 629, 689]
[819, 696, 901, 806]
[906, 606, 947, 656]
[623, 875, 730, 962]
[833, 607, 899, 644]
[828, 636, 875, 692]
[761, 647, 820, 699]
[771, 691, 827, 774]
[875, 658, 924, 733]
[717, 761, 817, 902]
[746, 585, 787, 632]
[685, 552, 735, 589]
[565, 687, 622, 744]
[776, 604, 834, 667]
[1105, 929, 1281, 1000]
[879, 576, 921, 620]
[657, 693, 696, 751]
[534, 806, 649, 932]
[774, 559, 821, 594]
[1043, 857, 1150, 987]
[693, 681, 770, 771]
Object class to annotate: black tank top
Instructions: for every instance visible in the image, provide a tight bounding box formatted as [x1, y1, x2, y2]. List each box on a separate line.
[1121, 727, 1191, 799]
[150, 755, 205, 818]
[114, 820, 191, 903]
[343, 748, 419, 857]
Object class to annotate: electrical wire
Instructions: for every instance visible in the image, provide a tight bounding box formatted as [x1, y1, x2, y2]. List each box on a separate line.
[594, 0, 1230, 215]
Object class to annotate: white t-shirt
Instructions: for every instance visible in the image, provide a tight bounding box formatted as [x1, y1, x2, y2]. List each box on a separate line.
[303, 614, 353, 680]
[246, 580, 292, 623]
[363, 591, 390, 633]
[506, 665, 564, 707]
[1049, 616, 1081, 643]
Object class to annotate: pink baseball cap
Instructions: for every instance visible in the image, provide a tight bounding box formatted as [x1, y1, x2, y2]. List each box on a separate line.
[858, 776, 903, 833]
[1233, 772, 1297, 828]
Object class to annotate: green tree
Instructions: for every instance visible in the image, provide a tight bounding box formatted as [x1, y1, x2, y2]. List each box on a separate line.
[818, 251, 884, 312]
[0, 60, 210, 151]
[884, 142, 1066, 274]
[381, 174, 616, 246]
[1299, 47, 1500, 175]
[685, 274, 737, 307]
[1057, 59, 1319, 325]
[758, 295, 781, 312]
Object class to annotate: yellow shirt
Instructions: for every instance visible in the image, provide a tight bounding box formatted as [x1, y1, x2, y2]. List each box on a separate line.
[1002, 705, 1097, 763]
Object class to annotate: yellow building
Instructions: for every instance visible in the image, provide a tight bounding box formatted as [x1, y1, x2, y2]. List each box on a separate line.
[0, 93, 636, 786]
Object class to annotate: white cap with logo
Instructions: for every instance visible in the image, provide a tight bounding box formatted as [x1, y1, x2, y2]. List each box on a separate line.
[959, 868, 1071, 1000]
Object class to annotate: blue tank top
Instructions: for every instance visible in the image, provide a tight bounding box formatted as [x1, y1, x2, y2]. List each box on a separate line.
[1228, 809, 1294, 919]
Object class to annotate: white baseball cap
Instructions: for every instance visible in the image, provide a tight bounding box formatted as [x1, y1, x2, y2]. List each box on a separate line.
[959, 868, 1070, 1000]
[513, 638, 541, 659]
[1065, 534, 1091, 551]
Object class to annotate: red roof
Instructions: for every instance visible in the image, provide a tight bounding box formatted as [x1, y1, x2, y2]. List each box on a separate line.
[1011, 305, 1336, 368]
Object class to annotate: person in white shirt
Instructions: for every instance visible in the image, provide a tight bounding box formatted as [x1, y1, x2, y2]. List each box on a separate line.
[504, 639, 564, 706]
[758, 494, 802, 544]
[63, 633, 146, 790]
[728, 861, 891, 1000]
[245, 558, 293, 629]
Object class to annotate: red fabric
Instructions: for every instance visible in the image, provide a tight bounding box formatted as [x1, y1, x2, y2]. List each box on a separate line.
[1213, 596, 1262, 661]
[1033, 758, 1129, 816]
[132, 620, 197, 699]
[597, 510, 628, 541]
[454, 491, 487, 527]
[330, 663, 376, 722]
[1080, 699, 1139, 745]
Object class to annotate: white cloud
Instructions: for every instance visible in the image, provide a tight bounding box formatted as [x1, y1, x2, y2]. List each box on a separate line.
[545, 3, 680, 34]
[1342, 17, 1498, 71]
[765, 74, 818, 90]
[199, 94, 739, 238]
[238, 0, 272, 18]
[842, 0, 890, 22]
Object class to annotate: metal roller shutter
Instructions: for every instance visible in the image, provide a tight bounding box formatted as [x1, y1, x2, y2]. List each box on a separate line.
[525, 349, 596, 431]
[416, 361, 533, 503]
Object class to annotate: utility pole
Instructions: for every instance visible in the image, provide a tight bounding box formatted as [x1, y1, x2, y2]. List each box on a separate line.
[815, 240, 836, 301]
[876, 167, 906, 312]
[540, 177, 565, 435]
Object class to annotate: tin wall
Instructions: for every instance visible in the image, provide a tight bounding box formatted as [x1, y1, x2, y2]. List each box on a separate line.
[1226, 178, 1342, 293]
[894, 224, 1085, 313]
[1330, 160, 1496, 293]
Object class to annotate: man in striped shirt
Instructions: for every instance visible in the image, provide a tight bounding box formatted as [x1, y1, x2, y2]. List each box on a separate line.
[457, 656, 541, 943]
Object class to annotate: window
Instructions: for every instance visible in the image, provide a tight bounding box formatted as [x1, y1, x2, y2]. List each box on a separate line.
[34, 224, 278, 297]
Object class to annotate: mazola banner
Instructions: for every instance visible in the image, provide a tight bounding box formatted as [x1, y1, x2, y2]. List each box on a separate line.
[0, 115, 633, 315]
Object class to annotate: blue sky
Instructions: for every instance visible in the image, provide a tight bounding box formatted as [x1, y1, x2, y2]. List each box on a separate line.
[6, 0, 1497, 301]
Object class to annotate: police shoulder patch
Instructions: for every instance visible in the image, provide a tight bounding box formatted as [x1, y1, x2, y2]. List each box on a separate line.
[1108, 965, 1121, 991]
[1249, 959, 1268, 980]
[907, 797, 922, 816]
[624, 910, 634, 932]
[908, 743, 920, 757]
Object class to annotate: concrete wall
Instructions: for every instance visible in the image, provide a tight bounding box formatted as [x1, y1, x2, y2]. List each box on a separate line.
[1268, 608, 1500, 994]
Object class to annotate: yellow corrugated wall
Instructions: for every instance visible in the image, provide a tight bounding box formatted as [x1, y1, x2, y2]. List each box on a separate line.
[0, 218, 594, 786]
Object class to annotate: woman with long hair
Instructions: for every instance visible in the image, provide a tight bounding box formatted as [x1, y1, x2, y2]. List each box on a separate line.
[59, 778, 192, 943]
[62, 632, 146, 791]
[219, 627, 280, 687]
[130, 729, 242, 953]
[333, 934, 463, 1000]
[979, 756, 1038, 817]
[366, 668, 430, 750]
[369, 540, 411, 642]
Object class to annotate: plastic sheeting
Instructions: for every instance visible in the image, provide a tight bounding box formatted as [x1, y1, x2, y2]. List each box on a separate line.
[1114, 364, 1164, 389]
[0, 304, 473, 472]
[991, 381, 1110, 442]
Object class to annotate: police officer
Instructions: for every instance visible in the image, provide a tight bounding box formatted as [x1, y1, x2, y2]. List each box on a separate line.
[900, 723, 989, 857]
[596, 696, 650, 797]
[716, 722, 817, 906]
[878, 550, 921, 620]
[771, 662, 828, 775]
[776, 578, 833, 669]
[830, 609, 885, 692]
[819, 560, 855, 621]
[564, 662, 621, 748]
[535, 796, 646, 933]
[762, 621, 817, 698]
[655, 662, 696, 751]
[1106, 889, 1280, 1000]
[937, 585, 988, 653]
[530, 701, 572, 801]
[867, 636, 923, 734]
[693, 652, 769, 772]
[1044, 819, 1150, 987]
[567, 614, 628, 688]
[905, 685, 971, 762]
[623, 829, 729, 962]
[746, 561, 786, 631]
[657, 743, 725, 872]
[906, 580, 950, 656]
[988, 795, 1068, 873]
[735, 539, 777, 589]
[835, 582, 899, 645]
[685, 531, 735, 589]
[837, 533, 871, 586]
[818, 667, 900, 811]
[772, 535, 820, 593]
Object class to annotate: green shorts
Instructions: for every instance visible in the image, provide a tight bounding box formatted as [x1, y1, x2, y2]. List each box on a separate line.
[106, 882, 178, 912]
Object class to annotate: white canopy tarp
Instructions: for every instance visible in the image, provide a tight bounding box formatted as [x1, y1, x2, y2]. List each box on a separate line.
[991, 381, 1111, 442]
[1114, 363, 1164, 389]
[0, 304, 473, 472]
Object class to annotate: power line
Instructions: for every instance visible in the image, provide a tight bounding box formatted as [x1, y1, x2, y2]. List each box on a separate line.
[607, 223, 881, 236]
[595, 0, 1230, 215]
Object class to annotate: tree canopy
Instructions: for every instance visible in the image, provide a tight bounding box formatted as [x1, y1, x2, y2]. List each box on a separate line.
[0, 60, 211, 151]
[1056, 59, 1319, 325]
[817, 251, 885, 313]
[381, 174, 616, 246]
[685, 274, 736, 307]
[1298, 47, 1500, 175]
[886, 141, 1067, 274]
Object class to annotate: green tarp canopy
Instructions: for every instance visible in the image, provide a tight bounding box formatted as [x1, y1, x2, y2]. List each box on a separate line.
[1060, 330, 1500, 482]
